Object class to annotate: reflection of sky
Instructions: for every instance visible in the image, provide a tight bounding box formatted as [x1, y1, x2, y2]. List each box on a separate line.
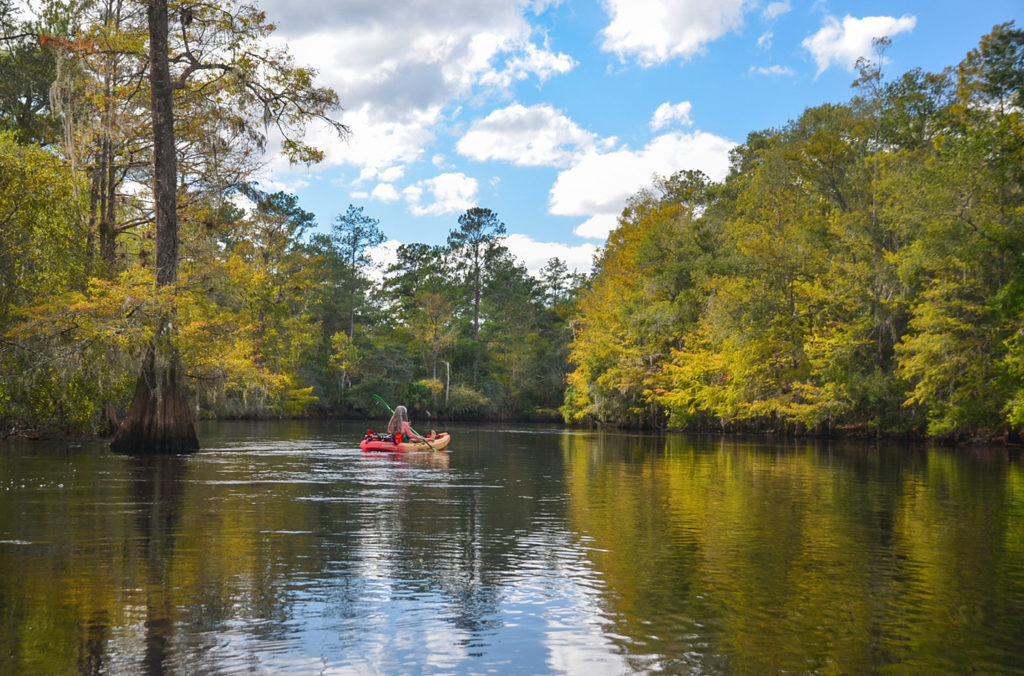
[176, 549, 627, 674]
[165, 435, 629, 674]
[7, 423, 1024, 674]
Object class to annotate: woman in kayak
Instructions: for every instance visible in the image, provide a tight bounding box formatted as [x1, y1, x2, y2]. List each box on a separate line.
[386, 405, 434, 442]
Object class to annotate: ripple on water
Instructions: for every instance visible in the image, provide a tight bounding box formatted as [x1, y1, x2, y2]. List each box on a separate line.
[4, 425, 1024, 674]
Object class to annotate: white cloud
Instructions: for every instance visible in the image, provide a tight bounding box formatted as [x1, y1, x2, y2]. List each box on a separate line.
[260, 106, 437, 179]
[258, 1, 576, 177]
[378, 166, 406, 182]
[230, 190, 257, 214]
[371, 232, 594, 280]
[255, 175, 312, 195]
[549, 131, 735, 239]
[757, 31, 773, 49]
[504, 233, 596, 276]
[762, 1, 791, 21]
[331, 105, 439, 170]
[364, 239, 403, 282]
[573, 214, 620, 240]
[371, 183, 402, 202]
[457, 103, 607, 167]
[802, 14, 916, 77]
[751, 64, 795, 76]
[599, 0, 747, 65]
[479, 43, 576, 90]
[359, 165, 406, 184]
[403, 184, 424, 204]
[405, 172, 479, 216]
[527, 0, 565, 14]
[649, 101, 693, 131]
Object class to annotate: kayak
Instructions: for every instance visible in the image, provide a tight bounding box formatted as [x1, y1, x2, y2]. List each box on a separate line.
[360, 431, 451, 452]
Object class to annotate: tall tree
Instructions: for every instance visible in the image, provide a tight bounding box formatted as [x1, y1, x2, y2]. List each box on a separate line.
[446, 207, 506, 386]
[38, 0, 348, 271]
[110, 0, 197, 453]
[447, 207, 506, 342]
[331, 204, 384, 338]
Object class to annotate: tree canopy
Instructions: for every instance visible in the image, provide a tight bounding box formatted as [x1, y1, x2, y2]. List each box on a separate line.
[1, 17, 1023, 442]
[563, 22, 1024, 440]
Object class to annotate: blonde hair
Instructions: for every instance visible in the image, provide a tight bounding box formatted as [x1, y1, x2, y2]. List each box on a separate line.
[387, 405, 408, 434]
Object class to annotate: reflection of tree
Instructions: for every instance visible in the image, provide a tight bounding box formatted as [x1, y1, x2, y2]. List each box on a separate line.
[437, 490, 503, 640]
[78, 610, 112, 675]
[127, 454, 188, 675]
[561, 433, 1024, 673]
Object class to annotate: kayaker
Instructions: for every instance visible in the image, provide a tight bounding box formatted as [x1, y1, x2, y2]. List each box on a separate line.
[386, 405, 434, 442]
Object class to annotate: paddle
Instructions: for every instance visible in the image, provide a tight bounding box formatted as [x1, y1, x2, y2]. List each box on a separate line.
[372, 394, 438, 452]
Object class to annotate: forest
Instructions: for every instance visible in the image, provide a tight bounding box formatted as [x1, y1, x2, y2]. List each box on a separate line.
[564, 25, 1024, 440]
[0, 1, 1022, 440]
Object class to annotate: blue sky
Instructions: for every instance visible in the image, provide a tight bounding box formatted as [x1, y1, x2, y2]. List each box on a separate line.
[254, 0, 1022, 275]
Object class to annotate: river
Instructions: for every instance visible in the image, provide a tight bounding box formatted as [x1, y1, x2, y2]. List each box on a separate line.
[1, 421, 1023, 674]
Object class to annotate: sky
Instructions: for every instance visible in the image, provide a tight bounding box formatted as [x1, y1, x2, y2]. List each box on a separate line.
[245, 1, 1018, 274]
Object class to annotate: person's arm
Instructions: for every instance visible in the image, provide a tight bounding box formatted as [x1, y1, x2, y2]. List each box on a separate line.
[401, 420, 424, 440]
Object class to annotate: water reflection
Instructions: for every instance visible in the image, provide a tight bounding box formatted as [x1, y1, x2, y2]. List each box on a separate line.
[126, 455, 188, 676]
[1, 424, 1023, 673]
[560, 433, 1024, 673]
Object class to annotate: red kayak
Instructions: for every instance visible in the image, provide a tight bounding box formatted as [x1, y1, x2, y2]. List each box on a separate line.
[360, 431, 451, 452]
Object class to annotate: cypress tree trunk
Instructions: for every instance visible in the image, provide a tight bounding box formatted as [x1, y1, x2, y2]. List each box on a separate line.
[111, 0, 198, 454]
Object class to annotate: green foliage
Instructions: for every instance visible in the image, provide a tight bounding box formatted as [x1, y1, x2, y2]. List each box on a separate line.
[7, 20, 1024, 440]
[1, 269, 156, 433]
[0, 132, 88, 320]
[563, 173, 714, 427]
[897, 274, 1007, 436]
[565, 24, 1024, 438]
[447, 385, 490, 416]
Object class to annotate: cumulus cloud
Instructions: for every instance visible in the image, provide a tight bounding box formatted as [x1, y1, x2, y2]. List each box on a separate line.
[649, 101, 693, 131]
[549, 131, 735, 239]
[762, 1, 791, 21]
[378, 166, 406, 183]
[356, 164, 406, 185]
[573, 214, 621, 240]
[364, 239, 403, 282]
[503, 233, 596, 276]
[259, 1, 577, 175]
[802, 14, 916, 76]
[456, 103, 608, 167]
[599, 0, 747, 65]
[479, 43, 576, 90]
[371, 183, 402, 202]
[404, 172, 479, 216]
[261, 106, 437, 178]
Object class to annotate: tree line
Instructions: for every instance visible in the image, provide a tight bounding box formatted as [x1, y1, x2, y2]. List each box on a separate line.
[2, 3, 1022, 441]
[0, 0, 581, 437]
[563, 25, 1024, 440]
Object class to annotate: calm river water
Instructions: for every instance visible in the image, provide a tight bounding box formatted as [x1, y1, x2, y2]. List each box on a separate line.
[2, 421, 1024, 674]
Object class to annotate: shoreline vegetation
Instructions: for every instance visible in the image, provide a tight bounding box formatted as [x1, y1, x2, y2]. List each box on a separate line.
[1, 7, 1023, 446]
[4, 411, 1023, 447]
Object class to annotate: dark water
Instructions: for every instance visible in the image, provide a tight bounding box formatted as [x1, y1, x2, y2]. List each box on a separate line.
[2, 421, 1024, 674]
